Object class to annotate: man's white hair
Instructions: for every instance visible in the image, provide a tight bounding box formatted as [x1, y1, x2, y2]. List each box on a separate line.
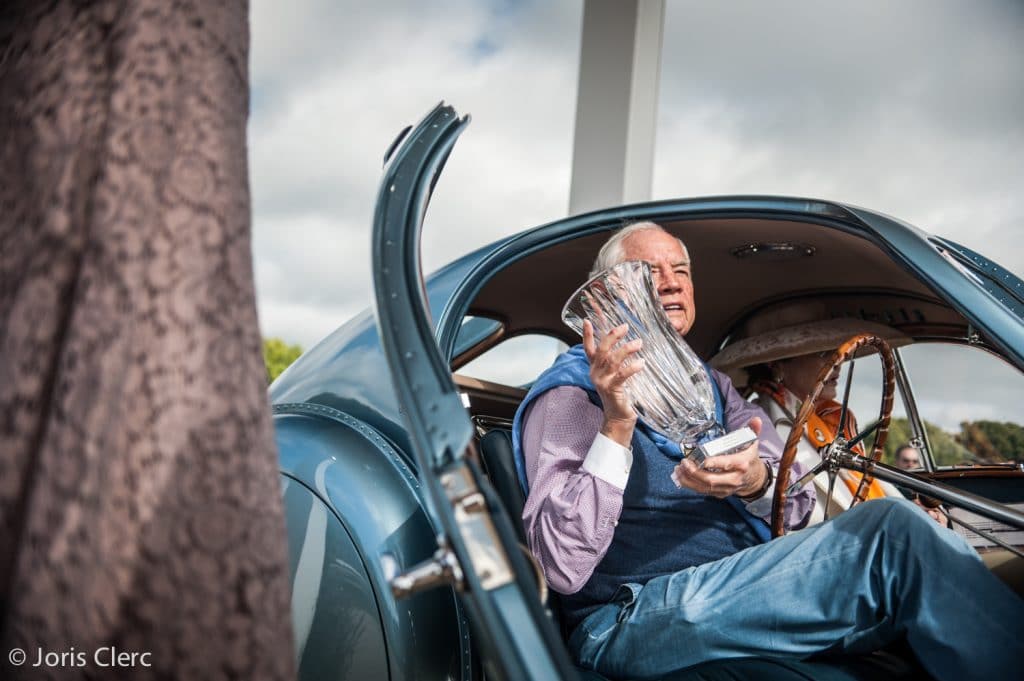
[589, 221, 690, 278]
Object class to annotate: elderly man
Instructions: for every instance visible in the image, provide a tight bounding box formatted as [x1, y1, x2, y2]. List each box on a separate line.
[513, 222, 1023, 681]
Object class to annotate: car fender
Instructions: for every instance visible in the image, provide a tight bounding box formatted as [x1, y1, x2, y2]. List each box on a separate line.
[275, 403, 472, 681]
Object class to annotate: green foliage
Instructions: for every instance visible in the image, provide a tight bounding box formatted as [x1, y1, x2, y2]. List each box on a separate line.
[923, 423, 973, 466]
[955, 420, 1024, 464]
[881, 417, 1020, 466]
[880, 417, 971, 466]
[263, 337, 303, 383]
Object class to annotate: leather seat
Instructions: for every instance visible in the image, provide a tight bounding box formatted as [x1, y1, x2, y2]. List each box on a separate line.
[480, 428, 527, 544]
[476, 428, 930, 681]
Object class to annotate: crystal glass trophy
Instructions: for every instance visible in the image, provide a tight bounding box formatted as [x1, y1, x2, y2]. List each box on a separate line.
[561, 261, 755, 465]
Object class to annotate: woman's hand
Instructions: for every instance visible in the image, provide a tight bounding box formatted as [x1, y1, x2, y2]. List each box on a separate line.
[583, 320, 643, 448]
[672, 417, 767, 499]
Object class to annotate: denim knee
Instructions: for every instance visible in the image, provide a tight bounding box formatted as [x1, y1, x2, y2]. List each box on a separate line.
[860, 496, 954, 544]
[877, 496, 915, 511]
[855, 496, 916, 521]
[839, 497, 925, 540]
[874, 495, 922, 520]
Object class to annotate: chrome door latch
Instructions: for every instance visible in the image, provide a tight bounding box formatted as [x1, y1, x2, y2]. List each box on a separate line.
[383, 463, 515, 600]
[382, 543, 464, 599]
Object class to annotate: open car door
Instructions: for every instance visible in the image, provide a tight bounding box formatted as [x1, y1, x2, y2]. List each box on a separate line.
[371, 103, 578, 680]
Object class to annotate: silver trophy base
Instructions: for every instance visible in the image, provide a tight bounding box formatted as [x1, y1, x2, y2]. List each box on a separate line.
[688, 427, 757, 468]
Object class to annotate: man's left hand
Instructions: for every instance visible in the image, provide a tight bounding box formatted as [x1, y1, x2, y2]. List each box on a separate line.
[672, 417, 767, 499]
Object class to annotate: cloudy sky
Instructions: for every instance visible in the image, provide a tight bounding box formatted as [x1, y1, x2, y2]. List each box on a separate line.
[249, 1, 1023, 430]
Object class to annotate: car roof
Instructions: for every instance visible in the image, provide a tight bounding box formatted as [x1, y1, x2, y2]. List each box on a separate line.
[272, 195, 1023, 434]
[467, 213, 955, 359]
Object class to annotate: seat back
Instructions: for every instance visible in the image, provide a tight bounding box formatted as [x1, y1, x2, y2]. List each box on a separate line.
[479, 428, 528, 544]
[479, 426, 576, 639]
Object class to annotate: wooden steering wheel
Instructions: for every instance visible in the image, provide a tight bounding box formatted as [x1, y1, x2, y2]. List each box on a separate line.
[770, 333, 897, 537]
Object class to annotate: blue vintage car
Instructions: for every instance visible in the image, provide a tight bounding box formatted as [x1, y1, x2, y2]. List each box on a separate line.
[271, 104, 1024, 680]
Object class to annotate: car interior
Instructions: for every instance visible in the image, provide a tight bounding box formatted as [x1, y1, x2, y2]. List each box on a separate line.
[451, 216, 1009, 437]
[442, 216, 1024, 680]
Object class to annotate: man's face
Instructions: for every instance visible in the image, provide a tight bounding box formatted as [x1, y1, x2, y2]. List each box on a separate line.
[896, 448, 921, 469]
[776, 352, 841, 405]
[620, 229, 695, 335]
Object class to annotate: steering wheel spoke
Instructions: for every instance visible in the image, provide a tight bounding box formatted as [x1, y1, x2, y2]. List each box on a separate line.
[785, 459, 827, 496]
[822, 468, 839, 522]
[846, 418, 882, 451]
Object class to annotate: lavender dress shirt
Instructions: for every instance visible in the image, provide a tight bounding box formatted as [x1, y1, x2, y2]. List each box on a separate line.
[520, 370, 816, 595]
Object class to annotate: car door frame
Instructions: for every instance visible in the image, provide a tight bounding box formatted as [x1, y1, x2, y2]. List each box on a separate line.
[371, 102, 578, 681]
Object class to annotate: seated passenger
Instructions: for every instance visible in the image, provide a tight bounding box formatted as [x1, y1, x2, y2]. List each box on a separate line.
[895, 444, 923, 470]
[514, 221, 1023, 681]
[892, 444, 947, 524]
[711, 313, 908, 524]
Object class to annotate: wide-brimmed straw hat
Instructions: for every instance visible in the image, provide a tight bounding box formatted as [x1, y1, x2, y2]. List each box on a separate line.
[710, 302, 912, 374]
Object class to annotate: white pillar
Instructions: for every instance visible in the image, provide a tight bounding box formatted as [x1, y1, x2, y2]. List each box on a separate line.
[569, 0, 665, 215]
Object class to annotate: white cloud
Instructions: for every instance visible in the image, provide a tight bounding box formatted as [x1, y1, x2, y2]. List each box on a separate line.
[250, 0, 1022, 355]
[250, 0, 582, 347]
[654, 0, 1024, 275]
[915, 400, 999, 432]
[843, 342, 1024, 434]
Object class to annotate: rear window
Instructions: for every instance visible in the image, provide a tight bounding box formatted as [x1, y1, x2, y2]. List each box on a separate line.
[459, 334, 568, 387]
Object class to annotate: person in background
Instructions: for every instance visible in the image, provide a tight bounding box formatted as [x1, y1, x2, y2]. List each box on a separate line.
[890, 444, 947, 524]
[712, 313, 909, 525]
[895, 444, 923, 470]
[714, 313, 948, 527]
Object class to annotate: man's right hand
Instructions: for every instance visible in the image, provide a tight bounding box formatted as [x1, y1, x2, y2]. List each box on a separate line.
[583, 320, 644, 448]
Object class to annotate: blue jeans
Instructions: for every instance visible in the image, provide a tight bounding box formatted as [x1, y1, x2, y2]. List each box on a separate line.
[568, 497, 1024, 681]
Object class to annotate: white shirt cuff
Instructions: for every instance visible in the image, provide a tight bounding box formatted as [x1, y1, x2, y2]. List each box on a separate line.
[581, 433, 633, 491]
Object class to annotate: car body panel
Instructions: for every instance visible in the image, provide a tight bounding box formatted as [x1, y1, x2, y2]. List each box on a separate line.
[845, 207, 1024, 366]
[281, 475, 389, 681]
[276, 406, 469, 680]
[931, 237, 1024, 315]
[269, 247, 500, 461]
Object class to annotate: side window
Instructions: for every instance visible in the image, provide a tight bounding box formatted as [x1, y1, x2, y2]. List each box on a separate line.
[897, 344, 1024, 467]
[458, 334, 568, 388]
[453, 316, 503, 358]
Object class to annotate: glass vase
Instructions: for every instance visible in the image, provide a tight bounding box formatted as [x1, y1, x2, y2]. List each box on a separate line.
[561, 260, 723, 449]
